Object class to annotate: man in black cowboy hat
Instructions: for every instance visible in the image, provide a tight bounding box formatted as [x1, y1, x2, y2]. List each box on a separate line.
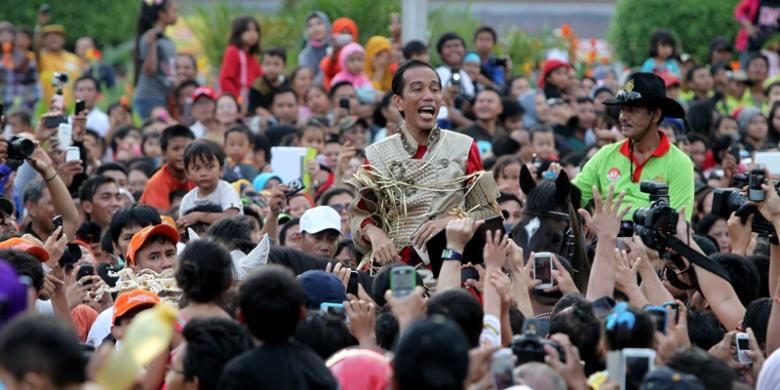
[573, 72, 694, 221]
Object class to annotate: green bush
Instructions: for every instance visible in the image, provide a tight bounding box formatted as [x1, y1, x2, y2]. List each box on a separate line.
[1, 0, 138, 49]
[608, 0, 739, 66]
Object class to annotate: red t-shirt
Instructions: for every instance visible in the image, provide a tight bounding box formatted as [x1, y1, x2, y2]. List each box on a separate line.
[219, 45, 263, 98]
[139, 164, 195, 212]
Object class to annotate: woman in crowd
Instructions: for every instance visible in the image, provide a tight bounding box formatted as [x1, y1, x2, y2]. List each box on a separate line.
[133, 0, 179, 120]
[219, 16, 263, 110]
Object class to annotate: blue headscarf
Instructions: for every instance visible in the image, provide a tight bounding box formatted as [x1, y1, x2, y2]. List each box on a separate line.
[252, 173, 282, 192]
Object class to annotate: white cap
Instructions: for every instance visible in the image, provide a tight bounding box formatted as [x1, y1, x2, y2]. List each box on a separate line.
[299, 206, 342, 234]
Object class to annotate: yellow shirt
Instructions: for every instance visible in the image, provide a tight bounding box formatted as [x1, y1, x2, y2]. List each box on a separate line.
[38, 49, 82, 107]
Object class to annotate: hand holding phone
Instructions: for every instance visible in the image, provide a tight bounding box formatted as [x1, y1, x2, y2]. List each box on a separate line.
[735, 332, 752, 363]
[65, 147, 80, 162]
[320, 302, 347, 321]
[52, 215, 63, 239]
[532, 252, 554, 289]
[390, 265, 416, 297]
[339, 98, 350, 112]
[76, 264, 95, 285]
[74, 100, 86, 116]
[57, 123, 72, 149]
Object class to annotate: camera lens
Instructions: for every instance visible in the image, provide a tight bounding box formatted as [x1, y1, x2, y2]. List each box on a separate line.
[9, 137, 34, 160]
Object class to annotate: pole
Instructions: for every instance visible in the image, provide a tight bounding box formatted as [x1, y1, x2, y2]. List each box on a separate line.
[402, 0, 428, 44]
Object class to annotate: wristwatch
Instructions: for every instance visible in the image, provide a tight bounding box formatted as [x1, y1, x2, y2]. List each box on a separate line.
[441, 248, 463, 261]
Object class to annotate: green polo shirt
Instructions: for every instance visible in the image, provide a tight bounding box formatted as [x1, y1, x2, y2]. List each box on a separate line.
[573, 131, 694, 221]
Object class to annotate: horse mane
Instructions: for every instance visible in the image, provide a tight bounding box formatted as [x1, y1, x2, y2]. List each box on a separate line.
[524, 180, 566, 213]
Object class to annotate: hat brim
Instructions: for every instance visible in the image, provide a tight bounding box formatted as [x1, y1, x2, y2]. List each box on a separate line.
[603, 96, 686, 119]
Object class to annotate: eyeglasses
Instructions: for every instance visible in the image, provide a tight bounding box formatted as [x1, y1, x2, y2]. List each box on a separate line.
[615, 90, 642, 103]
[328, 203, 350, 213]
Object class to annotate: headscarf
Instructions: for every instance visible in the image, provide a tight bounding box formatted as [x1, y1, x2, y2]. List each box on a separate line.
[331, 17, 358, 43]
[364, 36, 395, 93]
[520, 90, 543, 128]
[321, 17, 359, 89]
[738, 106, 763, 133]
[331, 42, 371, 88]
[298, 11, 332, 79]
[252, 173, 282, 192]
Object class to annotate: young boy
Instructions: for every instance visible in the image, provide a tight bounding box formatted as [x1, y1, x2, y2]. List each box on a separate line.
[249, 47, 289, 114]
[223, 124, 257, 181]
[530, 125, 558, 161]
[177, 139, 243, 229]
[402, 40, 429, 63]
[126, 223, 180, 273]
[111, 288, 160, 341]
[140, 125, 196, 212]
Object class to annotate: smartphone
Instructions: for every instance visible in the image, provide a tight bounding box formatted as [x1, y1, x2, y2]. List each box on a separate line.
[491, 348, 515, 389]
[390, 265, 416, 297]
[65, 146, 80, 162]
[521, 318, 550, 338]
[320, 302, 347, 321]
[730, 145, 742, 162]
[644, 305, 667, 334]
[663, 301, 680, 324]
[51, 215, 63, 239]
[494, 57, 508, 67]
[57, 123, 72, 149]
[346, 271, 360, 296]
[481, 216, 505, 236]
[532, 252, 554, 289]
[451, 71, 461, 87]
[622, 349, 655, 390]
[76, 264, 95, 285]
[749, 169, 766, 202]
[283, 179, 305, 197]
[735, 332, 752, 364]
[43, 115, 66, 129]
[339, 98, 350, 112]
[74, 99, 85, 115]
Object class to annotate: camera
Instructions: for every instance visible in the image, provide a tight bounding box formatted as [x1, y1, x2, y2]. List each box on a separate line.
[711, 187, 778, 242]
[7, 136, 34, 162]
[52, 72, 68, 90]
[633, 182, 678, 251]
[510, 320, 565, 366]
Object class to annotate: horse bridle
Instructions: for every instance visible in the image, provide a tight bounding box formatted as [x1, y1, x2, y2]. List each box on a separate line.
[522, 209, 576, 259]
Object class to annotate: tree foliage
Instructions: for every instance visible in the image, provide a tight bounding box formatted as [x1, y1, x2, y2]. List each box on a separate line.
[608, 0, 739, 66]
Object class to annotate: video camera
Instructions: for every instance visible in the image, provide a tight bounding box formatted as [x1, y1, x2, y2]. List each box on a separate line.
[510, 320, 565, 366]
[633, 182, 678, 252]
[711, 169, 778, 243]
[51, 72, 68, 91]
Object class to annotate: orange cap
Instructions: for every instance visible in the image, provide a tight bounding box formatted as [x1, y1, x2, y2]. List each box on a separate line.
[125, 224, 180, 265]
[112, 288, 160, 325]
[0, 237, 50, 262]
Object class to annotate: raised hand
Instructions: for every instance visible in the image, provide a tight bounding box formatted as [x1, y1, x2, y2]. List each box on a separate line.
[577, 185, 629, 238]
[483, 229, 510, 270]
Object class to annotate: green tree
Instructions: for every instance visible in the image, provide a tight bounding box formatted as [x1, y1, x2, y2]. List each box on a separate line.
[282, 0, 401, 45]
[608, 0, 739, 67]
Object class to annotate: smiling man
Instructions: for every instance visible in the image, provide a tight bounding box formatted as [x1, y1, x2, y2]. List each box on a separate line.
[349, 59, 500, 268]
[573, 72, 694, 220]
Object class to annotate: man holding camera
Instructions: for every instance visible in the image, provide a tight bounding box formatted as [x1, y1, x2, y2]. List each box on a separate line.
[573, 72, 695, 220]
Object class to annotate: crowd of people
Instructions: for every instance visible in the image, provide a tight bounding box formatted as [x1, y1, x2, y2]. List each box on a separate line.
[2, 0, 780, 389]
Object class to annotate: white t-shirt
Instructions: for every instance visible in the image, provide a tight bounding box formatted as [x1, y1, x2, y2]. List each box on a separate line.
[178, 180, 243, 217]
[436, 66, 476, 99]
[86, 107, 110, 136]
[190, 121, 207, 138]
[86, 307, 114, 347]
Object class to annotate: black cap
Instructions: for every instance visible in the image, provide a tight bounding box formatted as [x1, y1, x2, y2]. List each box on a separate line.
[604, 72, 686, 119]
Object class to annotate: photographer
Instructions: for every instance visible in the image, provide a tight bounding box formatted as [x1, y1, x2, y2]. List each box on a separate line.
[751, 179, 780, 355]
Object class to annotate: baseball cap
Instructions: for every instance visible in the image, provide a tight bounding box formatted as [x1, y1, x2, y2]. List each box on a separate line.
[125, 224, 180, 265]
[297, 270, 346, 309]
[0, 260, 28, 327]
[112, 288, 160, 325]
[41, 24, 65, 36]
[191, 86, 216, 102]
[300, 206, 341, 235]
[641, 367, 704, 390]
[0, 237, 49, 262]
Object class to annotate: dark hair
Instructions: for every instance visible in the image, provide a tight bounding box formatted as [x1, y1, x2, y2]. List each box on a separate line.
[712, 253, 760, 307]
[427, 289, 484, 348]
[183, 203, 223, 237]
[530, 124, 554, 143]
[371, 263, 424, 306]
[604, 306, 655, 350]
[278, 218, 300, 246]
[141, 132, 161, 156]
[329, 80, 355, 99]
[500, 97, 525, 122]
[290, 65, 314, 84]
[228, 16, 261, 55]
[491, 136, 521, 157]
[0, 249, 44, 292]
[473, 26, 497, 43]
[238, 264, 306, 342]
[129, 158, 156, 178]
[402, 40, 427, 61]
[549, 294, 602, 376]
[74, 75, 100, 93]
[176, 240, 233, 303]
[685, 64, 708, 84]
[270, 86, 297, 105]
[22, 178, 46, 205]
[252, 133, 272, 162]
[183, 139, 226, 170]
[0, 315, 86, 386]
[372, 92, 395, 128]
[435, 32, 465, 55]
[109, 204, 161, 245]
[648, 30, 677, 59]
[375, 309, 399, 350]
[318, 186, 354, 206]
[294, 311, 358, 360]
[78, 175, 116, 203]
[224, 123, 254, 145]
[182, 318, 253, 390]
[7, 110, 31, 127]
[746, 255, 770, 297]
[76, 221, 103, 244]
[686, 310, 725, 350]
[134, 0, 171, 85]
[264, 46, 287, 63]
[267, 246, 330, 275]
[747, 53, 770, 69]
[391, 59, 441, 96]
[694, 213, 724, 237]
[161, 124, 195, 151]
[666, 348, 735, 390]
[206, 215, 257, 253]
[109, 126, 141, 154]
[491, 155, 523, 180]
[743, 297, 771, 348]
[97, 161, 129, 178]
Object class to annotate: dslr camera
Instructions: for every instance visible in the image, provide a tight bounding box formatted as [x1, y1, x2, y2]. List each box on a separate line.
[510, 321, 565, 366]
[711, 169, 778, 242]
[633, 182, 678, 252]
[7, 136, 34, 162]
[52, 72, 68, 90]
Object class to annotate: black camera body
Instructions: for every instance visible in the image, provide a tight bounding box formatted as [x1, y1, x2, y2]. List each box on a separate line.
[7, 136, 34, 162]
[52, 72, 68, 89]
[633, 182, 678, 252]
[712, 187, 778, 242]
[510, 324, 565, 366]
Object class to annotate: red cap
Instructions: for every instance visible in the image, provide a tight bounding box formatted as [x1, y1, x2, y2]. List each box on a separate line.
[125, 224, 180, 266]
[0, 237, 49, 262]
[538, 59, 572, 88]
[191, 86, 216, 102]
[659, 72, 680, 88]
[112, 289, 160, 325]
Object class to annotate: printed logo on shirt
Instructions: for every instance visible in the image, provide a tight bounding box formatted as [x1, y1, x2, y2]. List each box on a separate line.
[652, 175, 667, 184]
[607, 167, 621, 182]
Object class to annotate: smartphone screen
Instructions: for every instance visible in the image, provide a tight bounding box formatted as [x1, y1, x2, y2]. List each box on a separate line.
[75, 100, 85, 115]
[625, 356, 651, 390]
[390, 266, 416, 297]
[645, 307, 667, 333]
[52, 215, 63, 239]
[737, 336, 749, 350]
[320, 302, 346, 321]
[533, 254, 553, 288]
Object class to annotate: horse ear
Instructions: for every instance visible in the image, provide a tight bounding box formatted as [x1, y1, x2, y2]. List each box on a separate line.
[555, 170, 572, 206]
[520, 164, 536, 195]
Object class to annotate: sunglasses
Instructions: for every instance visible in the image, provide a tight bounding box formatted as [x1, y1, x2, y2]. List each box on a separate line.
[615, 90, 642, 103]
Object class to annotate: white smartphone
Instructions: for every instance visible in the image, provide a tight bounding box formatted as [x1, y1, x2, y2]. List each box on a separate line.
[532, 252, 554, 289]
[57, 123, 72, 150]
[622, 348, 655, 390]
[735, 332, 752, 364]
[65, 146, 80, 162]
[490, 348, 515, 389]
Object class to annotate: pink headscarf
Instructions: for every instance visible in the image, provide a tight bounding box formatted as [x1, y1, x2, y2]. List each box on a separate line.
[331, 42, 371, 88]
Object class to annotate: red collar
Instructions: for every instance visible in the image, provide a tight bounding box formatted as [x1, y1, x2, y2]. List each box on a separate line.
[618, 131, 671, 182]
